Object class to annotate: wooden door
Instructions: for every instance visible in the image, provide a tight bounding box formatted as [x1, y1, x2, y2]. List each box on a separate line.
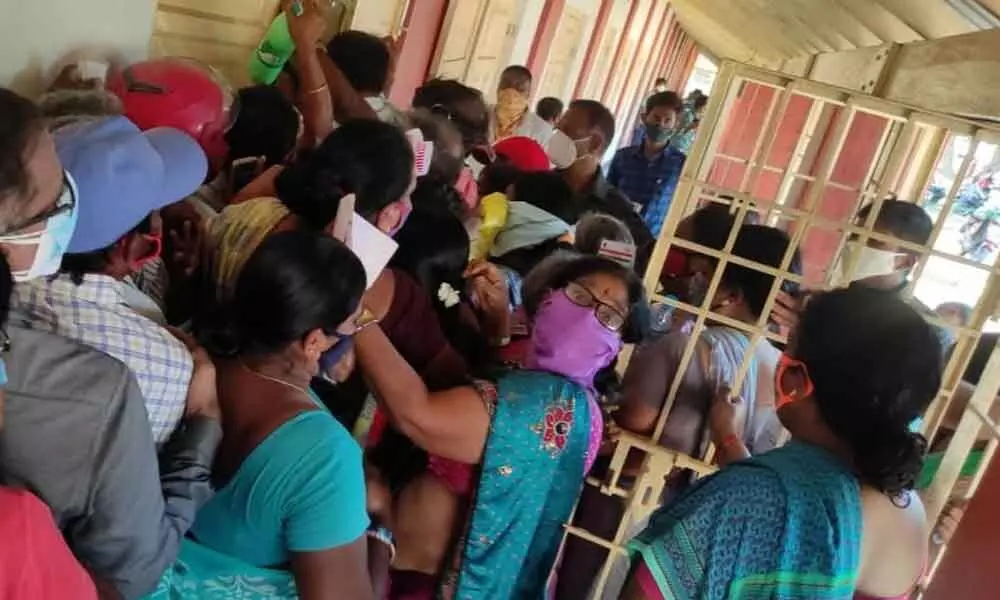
[463, 0, 520, 99]
[348, 0, 409, 37]
[536, 7, 587, 101]
[432, 0, 487, 80]
[151, 0, 282, 87]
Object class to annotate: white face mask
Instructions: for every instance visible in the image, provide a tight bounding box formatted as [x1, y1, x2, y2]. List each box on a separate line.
[836, 243, 905, 283]
[546, 130, 590, 169]
[0, 174, 80, 282]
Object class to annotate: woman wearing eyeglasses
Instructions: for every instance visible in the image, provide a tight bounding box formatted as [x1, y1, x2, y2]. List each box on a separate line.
[623, 285, 940, 600]
[355, 255, 647, 598]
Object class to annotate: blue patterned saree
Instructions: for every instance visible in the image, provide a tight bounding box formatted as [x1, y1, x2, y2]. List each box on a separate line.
[442, 370, 593, 599]
[629, 442, 863, 600]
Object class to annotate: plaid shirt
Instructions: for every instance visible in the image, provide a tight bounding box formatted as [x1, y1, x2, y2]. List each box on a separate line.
[13, 273, 192, 445]
[607, 144, 686, 237]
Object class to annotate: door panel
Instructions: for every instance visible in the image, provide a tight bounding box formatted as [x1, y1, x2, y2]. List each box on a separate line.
[536, 6, 587, 101]
[152, 0, 281, 87]
[350, 0, 408, 37]
[433, 0, 487, 80]
[463, 0, 519, 98]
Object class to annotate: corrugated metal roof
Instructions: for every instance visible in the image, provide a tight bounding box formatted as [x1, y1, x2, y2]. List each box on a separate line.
[671, 0, 1000, 66]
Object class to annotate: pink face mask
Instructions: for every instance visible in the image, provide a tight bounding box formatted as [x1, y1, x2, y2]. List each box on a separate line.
[525, 290, 622, 388]
[455, 167, 479, 212]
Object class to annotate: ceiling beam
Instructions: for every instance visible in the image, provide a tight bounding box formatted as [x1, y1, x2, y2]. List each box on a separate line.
[878, 29, 1000, 119]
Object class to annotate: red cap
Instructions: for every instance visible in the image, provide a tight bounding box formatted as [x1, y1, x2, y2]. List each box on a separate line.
[107, 58, 233, 176]
[493, 136, 551, 172]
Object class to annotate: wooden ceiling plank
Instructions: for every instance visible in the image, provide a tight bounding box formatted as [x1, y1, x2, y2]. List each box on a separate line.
[752, 0, 838, 54]
[708, 0, 814, 58]
[778, 1, 859, 51]
[672, 0, 796, 62]
[832, 0, 926, 42]
[670, 0, 782, 66]
[787, 0, 883, 48]
[872, 0, 975, 39]
[977, 0, 1000, 20]
[742, 0, 832, 55]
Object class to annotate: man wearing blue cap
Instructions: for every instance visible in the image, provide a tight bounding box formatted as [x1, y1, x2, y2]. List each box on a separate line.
[14, 114, 204, 446]
[0, 88, 221, 598]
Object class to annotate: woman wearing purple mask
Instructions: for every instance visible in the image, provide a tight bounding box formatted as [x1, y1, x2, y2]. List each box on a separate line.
[354, 255, 646, 598]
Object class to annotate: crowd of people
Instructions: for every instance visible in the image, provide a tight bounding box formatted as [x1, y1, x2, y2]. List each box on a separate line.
[0, 1, 956, 599]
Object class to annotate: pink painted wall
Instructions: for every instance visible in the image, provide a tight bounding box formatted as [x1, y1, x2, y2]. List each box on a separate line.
[388, 0, 448, 107]
[527, 0, 567, 80]
[704, 83, 888, 284]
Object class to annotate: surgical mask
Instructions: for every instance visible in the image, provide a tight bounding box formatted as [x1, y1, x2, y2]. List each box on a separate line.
[836, 243, 905, 283]
[645, 123, 674, 146]
[0, 175, 80, 282]
[546, 130, 590, 169]
[525, 290, 622, 388]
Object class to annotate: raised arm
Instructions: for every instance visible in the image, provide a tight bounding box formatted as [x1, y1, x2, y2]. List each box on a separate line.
[354, 324, 491, 464]
[616, 337, 674, 435]
[316, 50, 379, 123]
[286, 0, 334, 144]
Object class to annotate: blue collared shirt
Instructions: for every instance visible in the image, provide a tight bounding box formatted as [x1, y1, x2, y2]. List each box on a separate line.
[607, 144, 686, 237]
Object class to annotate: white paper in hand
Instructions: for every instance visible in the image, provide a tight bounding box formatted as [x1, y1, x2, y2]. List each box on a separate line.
[350, 214, 398, 289]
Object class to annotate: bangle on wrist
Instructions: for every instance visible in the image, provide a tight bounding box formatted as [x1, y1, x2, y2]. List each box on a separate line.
[366, 525, 396, 564]
[304, 83, 329, 96]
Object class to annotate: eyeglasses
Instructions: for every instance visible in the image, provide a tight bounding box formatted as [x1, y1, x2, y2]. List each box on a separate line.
[564, 281, 627, 332]
[2, 174, 75, 236]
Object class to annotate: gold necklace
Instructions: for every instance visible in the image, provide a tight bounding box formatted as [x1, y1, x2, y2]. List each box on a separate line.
[241, 362, 311, 396]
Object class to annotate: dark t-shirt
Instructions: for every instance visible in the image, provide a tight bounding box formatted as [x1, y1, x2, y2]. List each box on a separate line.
[571, 170, 655, 274]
